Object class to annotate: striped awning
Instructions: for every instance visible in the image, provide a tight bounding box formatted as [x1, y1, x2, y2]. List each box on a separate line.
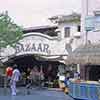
[65, 44, 100, 65]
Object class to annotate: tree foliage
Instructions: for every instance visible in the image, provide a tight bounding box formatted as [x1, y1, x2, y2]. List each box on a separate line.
[0, 11, 23, 48]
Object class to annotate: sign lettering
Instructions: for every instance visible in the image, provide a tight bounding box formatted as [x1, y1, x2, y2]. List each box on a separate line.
[15, 43, 50, 54]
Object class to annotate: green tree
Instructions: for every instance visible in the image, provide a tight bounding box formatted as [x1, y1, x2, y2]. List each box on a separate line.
[0, 11, 23, 48]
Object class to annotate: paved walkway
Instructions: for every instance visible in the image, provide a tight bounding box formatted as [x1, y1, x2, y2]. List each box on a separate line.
[0, 87, 74, 100]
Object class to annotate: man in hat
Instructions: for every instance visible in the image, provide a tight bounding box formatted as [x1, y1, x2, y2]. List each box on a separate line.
[10, 64, 21, 96]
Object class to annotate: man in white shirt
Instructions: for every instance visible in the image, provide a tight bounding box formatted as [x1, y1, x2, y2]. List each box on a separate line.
[10, 64, 21, 96]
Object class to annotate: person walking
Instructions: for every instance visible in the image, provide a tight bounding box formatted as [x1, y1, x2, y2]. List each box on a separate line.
[10, 64, 21, 96]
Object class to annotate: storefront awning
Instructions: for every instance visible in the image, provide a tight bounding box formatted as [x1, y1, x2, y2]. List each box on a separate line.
[65, 44, 100, 65]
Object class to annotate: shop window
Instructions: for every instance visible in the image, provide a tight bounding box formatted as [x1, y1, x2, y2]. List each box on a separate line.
[64, 27, 70, 37]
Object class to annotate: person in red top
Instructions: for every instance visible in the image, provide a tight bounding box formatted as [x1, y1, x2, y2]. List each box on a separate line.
[6, 67, 13, 80]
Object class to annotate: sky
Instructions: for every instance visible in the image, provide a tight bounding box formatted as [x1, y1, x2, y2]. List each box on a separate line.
[0, 0, 82, 28]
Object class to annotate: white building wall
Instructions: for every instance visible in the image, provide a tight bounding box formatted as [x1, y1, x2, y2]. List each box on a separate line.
[70, 23, 78, 37]
[58, 22, 80, 39]
[88, 31, 100, 43]
[57, 21, 81, 52]
[57, 23, 65, 39]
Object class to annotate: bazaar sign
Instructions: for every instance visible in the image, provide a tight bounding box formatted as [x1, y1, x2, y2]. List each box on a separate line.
[0, 33, 68, 60]
[15, 42, 50, 54]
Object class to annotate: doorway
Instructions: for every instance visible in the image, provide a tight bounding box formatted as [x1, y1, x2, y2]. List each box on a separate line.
[5, 54, 59, 87]
[89, 65, 100, 81]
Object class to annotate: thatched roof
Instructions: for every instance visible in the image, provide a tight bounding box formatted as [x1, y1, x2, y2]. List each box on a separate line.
[65, 44, 100, 65]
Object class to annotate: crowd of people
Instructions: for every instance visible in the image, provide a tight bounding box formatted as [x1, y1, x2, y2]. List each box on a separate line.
[5, 64, 80, 96]
[5, 63, 61, 96]
[6, 64, 45, 96]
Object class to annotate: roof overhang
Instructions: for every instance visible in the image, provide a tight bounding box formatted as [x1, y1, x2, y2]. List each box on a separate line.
[65, 44, 100, 65]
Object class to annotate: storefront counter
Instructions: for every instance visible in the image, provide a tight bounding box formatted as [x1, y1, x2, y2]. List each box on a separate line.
[68, 79, 100, 100]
